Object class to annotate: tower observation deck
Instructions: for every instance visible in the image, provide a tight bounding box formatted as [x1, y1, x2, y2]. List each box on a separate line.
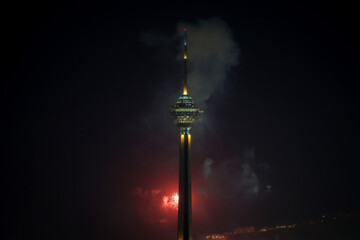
[170, 29, 202, 240]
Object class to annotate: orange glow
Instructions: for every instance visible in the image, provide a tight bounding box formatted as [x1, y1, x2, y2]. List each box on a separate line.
[162, 193, 179, 210]
[183, 88, 188, 95]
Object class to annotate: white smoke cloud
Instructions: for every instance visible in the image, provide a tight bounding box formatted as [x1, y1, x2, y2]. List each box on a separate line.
[177, 17, 240, 107]
[200, 148, 260, 197]
[202, 158, 214, 178]
[240, 162, 260, 194]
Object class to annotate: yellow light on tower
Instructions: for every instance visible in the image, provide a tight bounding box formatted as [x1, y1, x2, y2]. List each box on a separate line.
[183, 87, 188, 95]
[184, 53, 187, 59]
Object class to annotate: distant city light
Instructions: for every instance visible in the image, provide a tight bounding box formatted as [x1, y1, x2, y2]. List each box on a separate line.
[200, 213, 349, 240]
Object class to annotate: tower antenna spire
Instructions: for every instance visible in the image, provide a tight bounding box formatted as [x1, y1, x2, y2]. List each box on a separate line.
[183, 28, 188, 95]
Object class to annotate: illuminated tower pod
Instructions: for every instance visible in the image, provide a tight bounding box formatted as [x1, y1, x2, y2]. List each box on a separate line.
[170, 29, 202, 240]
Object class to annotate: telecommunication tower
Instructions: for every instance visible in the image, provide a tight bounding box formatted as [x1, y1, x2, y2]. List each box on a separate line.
[170, 29, 202, 240]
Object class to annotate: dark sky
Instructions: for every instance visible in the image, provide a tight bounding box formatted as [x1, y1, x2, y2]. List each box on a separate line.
[2, 1, 359, 240]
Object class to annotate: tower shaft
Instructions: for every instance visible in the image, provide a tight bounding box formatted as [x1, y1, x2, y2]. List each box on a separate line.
[178, 130, 192, 240]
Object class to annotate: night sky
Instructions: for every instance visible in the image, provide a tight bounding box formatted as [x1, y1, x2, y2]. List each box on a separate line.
[2, 1, 359, 240]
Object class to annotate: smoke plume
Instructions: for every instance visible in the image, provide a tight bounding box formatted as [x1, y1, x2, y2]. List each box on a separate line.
[140, 17, 240, 111]
[177, 17, 240, 107]
[202, 158, 214, 178]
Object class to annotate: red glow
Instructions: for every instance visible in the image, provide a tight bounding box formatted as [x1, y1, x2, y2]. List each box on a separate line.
[162, 193, 179, 210]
